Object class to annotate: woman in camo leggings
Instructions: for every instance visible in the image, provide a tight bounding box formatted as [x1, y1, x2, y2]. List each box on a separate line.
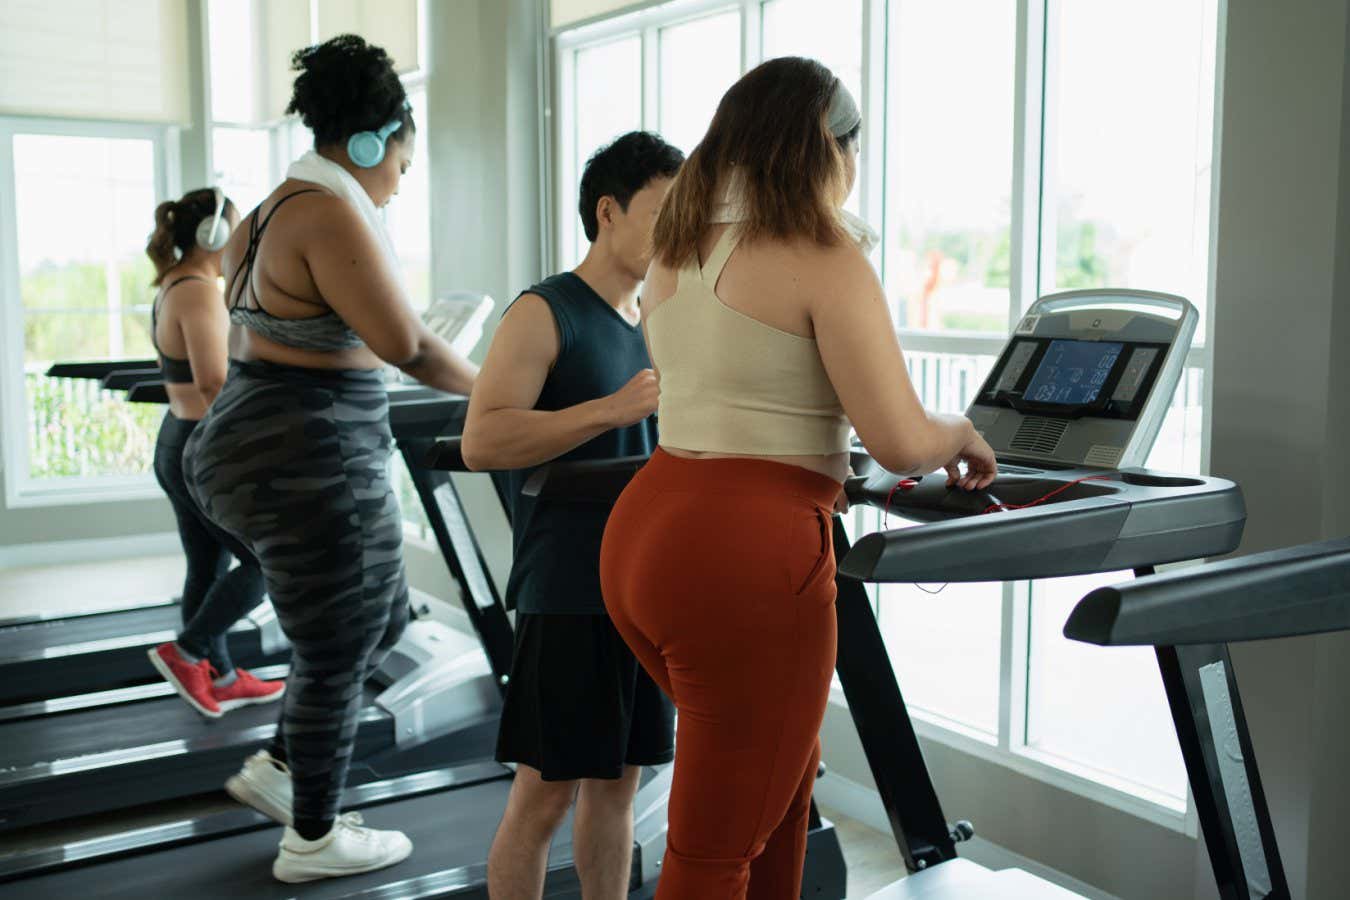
[182, 36, 476, 885]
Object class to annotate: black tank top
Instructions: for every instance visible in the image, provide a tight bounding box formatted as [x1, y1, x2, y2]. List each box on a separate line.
[502, 272, 657, 615]
[152, 275, 207, 384]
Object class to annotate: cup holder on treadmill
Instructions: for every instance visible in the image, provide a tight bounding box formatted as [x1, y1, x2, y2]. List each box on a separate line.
[1119, 472, 1206, 488]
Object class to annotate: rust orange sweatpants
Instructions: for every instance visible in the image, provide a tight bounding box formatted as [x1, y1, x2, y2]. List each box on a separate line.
[600, 448, 839, 900]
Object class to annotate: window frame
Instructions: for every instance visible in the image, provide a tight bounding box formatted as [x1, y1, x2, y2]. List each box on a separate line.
[548, 0, 1222, 835]
[0, 115, 177, 508]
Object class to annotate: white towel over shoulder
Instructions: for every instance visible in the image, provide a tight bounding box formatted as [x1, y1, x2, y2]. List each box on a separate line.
[286, 150, 404, 287]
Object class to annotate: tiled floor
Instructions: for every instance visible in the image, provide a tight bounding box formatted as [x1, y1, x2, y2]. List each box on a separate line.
[821, 805, 907, 897]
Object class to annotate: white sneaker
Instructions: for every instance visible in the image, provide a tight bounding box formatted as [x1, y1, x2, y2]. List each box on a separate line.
[272, 812, 413, 884]
[225, 750, 292, 825]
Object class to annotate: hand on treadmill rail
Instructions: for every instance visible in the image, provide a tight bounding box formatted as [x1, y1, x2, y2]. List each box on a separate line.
[944, 431, 998, 492]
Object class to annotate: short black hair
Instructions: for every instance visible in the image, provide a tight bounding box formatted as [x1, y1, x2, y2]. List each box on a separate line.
[578, 131, 685, 242]
[287, 34, 413, 148]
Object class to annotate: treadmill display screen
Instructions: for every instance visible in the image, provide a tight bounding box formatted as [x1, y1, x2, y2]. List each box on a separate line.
[1023, 340, 1123, 405]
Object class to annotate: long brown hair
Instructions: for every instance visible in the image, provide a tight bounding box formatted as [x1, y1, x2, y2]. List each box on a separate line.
[651, 57, 850, 268]
[146, 188, 236, 286]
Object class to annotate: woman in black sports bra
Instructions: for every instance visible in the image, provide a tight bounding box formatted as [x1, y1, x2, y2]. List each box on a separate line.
[143, 188, 286, 720]
[181, 36, 477, 885]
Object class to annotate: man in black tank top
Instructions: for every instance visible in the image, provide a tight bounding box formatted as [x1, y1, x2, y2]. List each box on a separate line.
[462, 132, 683, 899]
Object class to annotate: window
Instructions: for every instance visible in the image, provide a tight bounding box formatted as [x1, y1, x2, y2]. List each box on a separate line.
[657, 11, 742, 155]
[211, 126, 272, 217]
[1040, 0, 1219, 341]
[2, 127, 166, 497]
[760, 0, 864, 212]
[876, 349, 1002, 736]
[884, 0, 1016, 333]
[562, 36, 642, 267]
[550, 0, 1222, 823]
[385, 86, 433, 310]
[1022, 0, 1219, 805]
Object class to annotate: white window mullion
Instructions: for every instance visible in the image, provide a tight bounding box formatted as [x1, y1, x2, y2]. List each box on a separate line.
[1000, 581, 1032, 751]
[1034, 0, 1059, 301]
[641, 26, 660, 132]
[0, 121, 26, 505]
[1009, 0, 1047, 323]
[860, 0, 886, 244]
[557, 47, 579, 271]
[741, 0, 760, 71]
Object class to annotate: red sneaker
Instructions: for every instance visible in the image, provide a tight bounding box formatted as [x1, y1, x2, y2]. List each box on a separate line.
[148, 642, 222, 718]
[213, 668, 286, 713]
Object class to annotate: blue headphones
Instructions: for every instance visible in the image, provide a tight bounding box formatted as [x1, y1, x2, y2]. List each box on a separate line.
[346, 102, 412, 168]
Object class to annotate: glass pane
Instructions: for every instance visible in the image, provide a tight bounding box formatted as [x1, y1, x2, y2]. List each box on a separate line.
[13, 133, 161, 482]
[658, 10, 742, 155]
[208, 0, 258, 123]
[1043, 0, 1219, 340]
[878, 575, 1002, 735]
[211, 126, 272, 215]
[876, 351, 1002, 733]
[27, 365, 162, 480]
[760, 0, 864, 212]
[568, 36, 642, 267]
[1026, 572, 1188, 802]
[1144, 366, 1204, 474]
[884, 1, 1015, 333]
[386, 87, 433, 309]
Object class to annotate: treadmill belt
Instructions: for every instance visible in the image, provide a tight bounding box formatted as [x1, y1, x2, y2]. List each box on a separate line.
[0, 684, 380, 772]
[0, 605, 180, 661]
[14, 778, 517, 899]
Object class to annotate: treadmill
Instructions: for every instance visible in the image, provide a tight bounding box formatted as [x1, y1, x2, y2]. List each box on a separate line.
[5, 297, 499, 709]
[830, 290, 1249, 898]
[0, 435, 672, 899]
[0, 361, 288, 706]
[0, 389, 504, 846]
[1064, 537, 1350, 900]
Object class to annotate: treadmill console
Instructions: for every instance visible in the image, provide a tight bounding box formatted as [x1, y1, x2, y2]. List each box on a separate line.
[968, 289, 1196, 469]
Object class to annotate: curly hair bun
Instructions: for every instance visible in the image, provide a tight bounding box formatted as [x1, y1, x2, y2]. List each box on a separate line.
[286, 34, 409, 147]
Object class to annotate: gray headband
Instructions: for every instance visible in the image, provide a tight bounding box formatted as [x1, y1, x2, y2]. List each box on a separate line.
[826, 80, 861, 138]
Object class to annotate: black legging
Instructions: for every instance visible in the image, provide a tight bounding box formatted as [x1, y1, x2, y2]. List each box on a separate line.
[184, 360, 410, 840]
[153, 412, 266, 673]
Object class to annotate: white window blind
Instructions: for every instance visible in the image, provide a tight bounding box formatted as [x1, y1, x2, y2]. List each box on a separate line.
[552, 0, 648, 29]
[0, 0, 189, 123]
[243, 0, 420, 124]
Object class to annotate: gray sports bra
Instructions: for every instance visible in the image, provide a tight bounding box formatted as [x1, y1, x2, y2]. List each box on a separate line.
[229, 189, 365, 352]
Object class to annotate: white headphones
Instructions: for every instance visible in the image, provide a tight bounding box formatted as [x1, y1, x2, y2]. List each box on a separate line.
[195, 187, 230, 252]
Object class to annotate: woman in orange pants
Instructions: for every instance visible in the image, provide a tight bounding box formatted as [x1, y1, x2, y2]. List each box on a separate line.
[600, 57, 997, 899]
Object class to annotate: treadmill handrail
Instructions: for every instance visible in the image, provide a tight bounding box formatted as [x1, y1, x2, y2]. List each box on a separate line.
[101, 368, 162, 391]
[1064, 537, 1350, 646]
[840, 466, 1244, 583]
[425, 436, 468, 472]
[45, 359, 157, 379]
[126, 381, 169, 404]
[521, 455, 649, 502]
[388, 394, 468, 438]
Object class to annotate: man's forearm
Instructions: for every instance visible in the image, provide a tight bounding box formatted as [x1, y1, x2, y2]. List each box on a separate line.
[463, 402, 613, 470]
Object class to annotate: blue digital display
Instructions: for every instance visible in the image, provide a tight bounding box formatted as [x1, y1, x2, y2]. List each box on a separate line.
[1024, 340, 1123, 405]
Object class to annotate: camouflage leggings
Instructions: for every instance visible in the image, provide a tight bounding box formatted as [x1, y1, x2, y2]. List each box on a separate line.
[184, 359, 410, 832]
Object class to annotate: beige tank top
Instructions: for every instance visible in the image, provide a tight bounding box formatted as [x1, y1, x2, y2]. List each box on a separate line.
[646, 227, 851, 456]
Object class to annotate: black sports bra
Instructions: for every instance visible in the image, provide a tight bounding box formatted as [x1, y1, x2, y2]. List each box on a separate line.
[228, 189, 364, 352]
[152, 275, 208, 384]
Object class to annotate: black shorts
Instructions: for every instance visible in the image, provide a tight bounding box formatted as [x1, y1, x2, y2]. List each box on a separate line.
[496, 613, 675, 781]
